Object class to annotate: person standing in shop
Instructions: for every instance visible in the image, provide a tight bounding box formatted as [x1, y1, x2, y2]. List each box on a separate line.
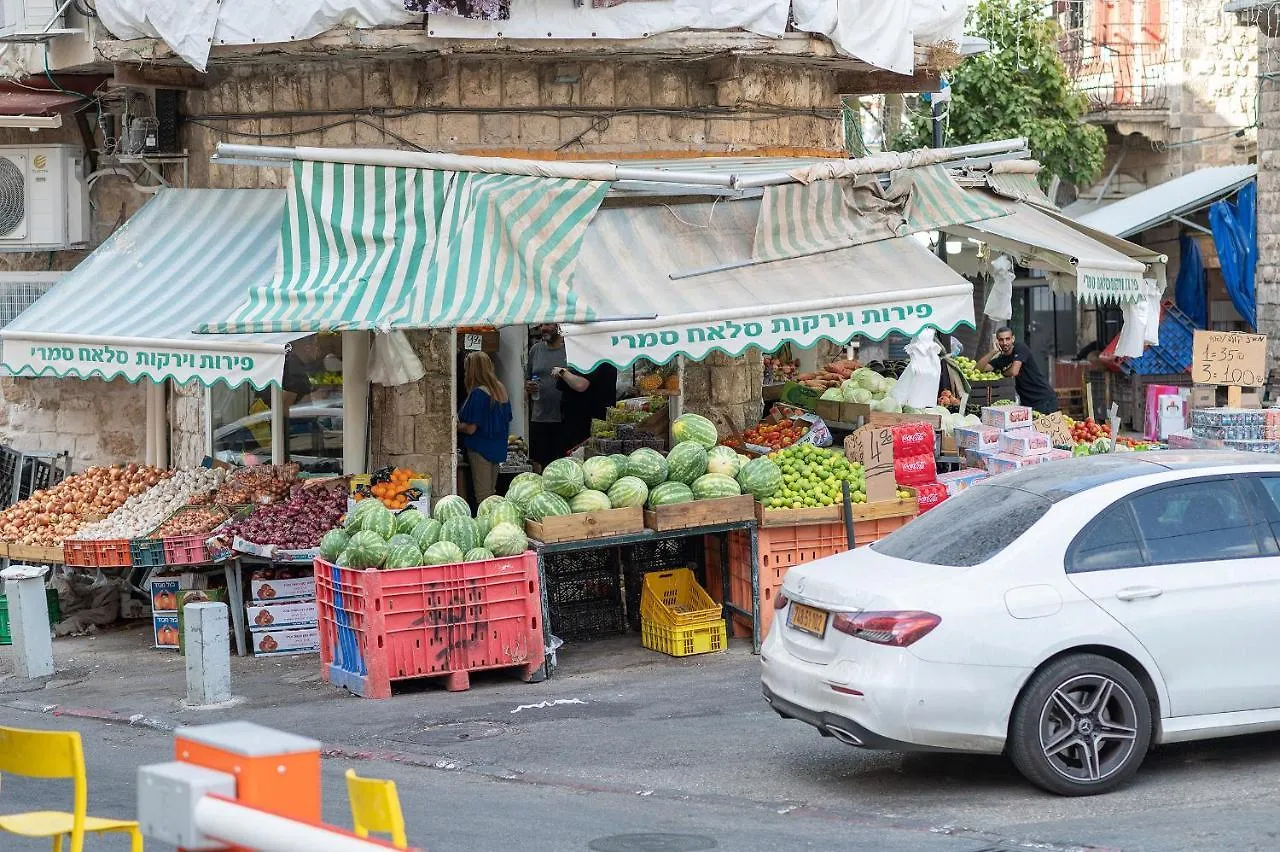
[977, 326, 1060, 414]
[554, 363, 619, 455]
[458, 352, 513, 504]
[524, 323, 568, 470]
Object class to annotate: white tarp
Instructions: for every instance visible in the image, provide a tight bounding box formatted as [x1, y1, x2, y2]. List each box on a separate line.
[97, 0, 965, 74]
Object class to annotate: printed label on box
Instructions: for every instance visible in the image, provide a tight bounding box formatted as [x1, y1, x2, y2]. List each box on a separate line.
[985, 452, 1044, 475]
[247, 600, 318, 632]
[980, 405, 1034, 430]
[249, 576, 315, 602]
[936, 468, 990, 496]
[998, 428, 1052, 456]
[150, 579, 181, 613]
[953, 425, 1002, 451]
[153, 614, 180, 650]
[252, 626, 320, 656]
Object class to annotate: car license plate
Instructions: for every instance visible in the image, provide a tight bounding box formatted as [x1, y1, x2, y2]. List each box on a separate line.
[788, 603, 828, 637]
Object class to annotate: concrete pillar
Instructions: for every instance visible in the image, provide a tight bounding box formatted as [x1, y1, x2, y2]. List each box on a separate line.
[270, 386, 287, 466]
[499, 325, 529, 440]
[3, 569, 53, 678]
[342, 331, 371, 475]
[184, 602, 231, 706]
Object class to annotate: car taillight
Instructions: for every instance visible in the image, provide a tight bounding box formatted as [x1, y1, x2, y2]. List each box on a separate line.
[774, 591, 789, 610]
[831, 611, 940, 647]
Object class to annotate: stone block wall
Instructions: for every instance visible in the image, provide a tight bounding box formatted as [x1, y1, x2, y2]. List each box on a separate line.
[1254, 34, 1280, 363]
[681, 350, 765, 437]
[0, 376, 144, 466]
[369, 330, 456, 493]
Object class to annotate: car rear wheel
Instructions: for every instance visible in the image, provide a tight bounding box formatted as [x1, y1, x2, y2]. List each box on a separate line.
[1009, 653, 1152, 796]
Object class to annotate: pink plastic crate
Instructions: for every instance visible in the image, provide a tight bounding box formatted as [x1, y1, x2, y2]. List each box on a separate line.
[315, 552, 544, 699]
[163, 535, 209, 566]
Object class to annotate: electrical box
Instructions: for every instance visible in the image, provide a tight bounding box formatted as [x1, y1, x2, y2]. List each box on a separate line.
[0, 144, 90, 252]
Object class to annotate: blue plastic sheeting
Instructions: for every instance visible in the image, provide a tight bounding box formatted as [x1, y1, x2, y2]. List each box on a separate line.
[1174, 233, 1208, 329]
[1209, 181, 1258, 331]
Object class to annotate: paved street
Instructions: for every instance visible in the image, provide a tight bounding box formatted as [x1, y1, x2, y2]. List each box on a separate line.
[5, 627, 1280, 850]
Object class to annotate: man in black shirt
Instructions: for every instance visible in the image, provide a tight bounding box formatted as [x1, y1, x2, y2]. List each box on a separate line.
[977, 327, 1059, 414]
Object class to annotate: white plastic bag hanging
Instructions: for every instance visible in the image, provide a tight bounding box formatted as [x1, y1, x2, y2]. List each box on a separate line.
[369, 331, 426, 386]
[894, 329, 943, 409]
[1143, 278, 1163, 346]
[1115, 298, 1149, 359]
[983, 254, 1014, 322]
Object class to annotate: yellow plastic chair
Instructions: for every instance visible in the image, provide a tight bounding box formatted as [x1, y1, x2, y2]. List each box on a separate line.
[0, 725, 143, 852]
[346, 768, 408, 849]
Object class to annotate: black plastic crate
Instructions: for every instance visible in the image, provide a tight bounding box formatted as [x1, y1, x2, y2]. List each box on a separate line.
[549, 598, 626, 641]
[542, 549, 622, 608]
[622, 538, 704, 631]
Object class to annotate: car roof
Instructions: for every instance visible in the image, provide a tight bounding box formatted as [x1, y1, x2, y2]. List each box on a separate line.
[978, 451, 1280, 503]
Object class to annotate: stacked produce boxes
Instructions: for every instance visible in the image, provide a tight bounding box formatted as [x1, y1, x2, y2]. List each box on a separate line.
[246, 566, 319, 657]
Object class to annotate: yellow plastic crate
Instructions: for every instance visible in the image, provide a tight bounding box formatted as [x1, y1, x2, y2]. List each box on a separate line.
[641, 616, 727, 658]
[639, 568, 721, 628]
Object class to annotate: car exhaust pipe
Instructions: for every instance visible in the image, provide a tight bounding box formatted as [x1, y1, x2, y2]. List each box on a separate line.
[825, 726, 864, 746]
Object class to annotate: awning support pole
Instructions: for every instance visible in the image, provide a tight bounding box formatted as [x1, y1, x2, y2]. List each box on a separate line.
[145, 382, 168, 467]
[270, 386, 286, 467]
[1171, 214, 1213, 236]
[342, 331, 370, 476]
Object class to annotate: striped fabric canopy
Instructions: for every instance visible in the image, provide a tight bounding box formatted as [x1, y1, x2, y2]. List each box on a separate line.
[752, 165, 1007, 263]
[201, 161, 609, 334]
[985, 171, 1056, 208]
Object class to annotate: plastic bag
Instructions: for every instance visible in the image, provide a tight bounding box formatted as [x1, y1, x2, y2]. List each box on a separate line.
[984, 254, 1015, 321]
[369, 331, 426, 386]
[894, 329, 943, 410]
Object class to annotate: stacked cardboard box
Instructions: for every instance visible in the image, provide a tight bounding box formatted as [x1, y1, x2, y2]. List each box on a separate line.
[246, 566, 318, 656]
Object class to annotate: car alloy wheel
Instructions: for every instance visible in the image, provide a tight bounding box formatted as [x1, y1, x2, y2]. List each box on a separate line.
[1009, 653, 1152, 796]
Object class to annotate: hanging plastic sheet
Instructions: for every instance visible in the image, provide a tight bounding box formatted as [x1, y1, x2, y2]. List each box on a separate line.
[1209, 181, 1258, 331]
[1173, 232, 1208, 329]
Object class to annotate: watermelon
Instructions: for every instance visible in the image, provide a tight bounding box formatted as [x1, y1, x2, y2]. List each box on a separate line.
[706, 445, 742, 477]
[737, 457, 783, 500]
[386, 533, 417, 550]
[489, 501, 525, 528]
[433, 494, 471, 522]
[349, 498, 382, 522]
[569, 489, 613, 514]
[648, 481, 694, 508]
[473, 513, 493, 540]
[335, 549, 353, 568]
[476, 495, 508, 520]
[412, 518, 442, 550]
[608, 454, 631, 474]
[671, 412, 718, 449]
[543, 458, 586, 499]
[607, 475, 649, 509]
[510, 471, 543, 489]
[384, 542, 424, 570]
[359, 503, 396, 539]
[582, 456, 620, 492]
[527, 491, 572, 522]
[395, 508, 428, 535]
[506, 475, 545, 511]
[485, 521, 528, 557]
[319, 529, 349, 561]
[346, 530, 389, 569]
[423, 540, 464, 566]
[441, 517, 481, 551]
[464, 547, 495, 562]
[665, 441, 708, 486]
[692, 473, 742, 500]
[626, 447, 669, 488]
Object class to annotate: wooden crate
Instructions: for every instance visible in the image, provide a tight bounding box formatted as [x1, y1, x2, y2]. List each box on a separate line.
[755, 503, 841, 527]
[851, 496, 917, 522]
[644, 495, 755, 532]
[8, 543, 65, 563]
[525, 507, 644, 544]
[869, 411, 943, 429]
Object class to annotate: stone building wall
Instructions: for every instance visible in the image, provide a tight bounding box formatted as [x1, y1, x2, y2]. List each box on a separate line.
[369, 330, 456, 494]
[1253, 34, 1280, 363]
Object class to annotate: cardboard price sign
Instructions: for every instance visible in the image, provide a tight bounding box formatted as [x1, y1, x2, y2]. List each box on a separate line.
[844, 424, 897, 503]
[1033, 412, 1073, 447]
[1192, 330, 1268, 387]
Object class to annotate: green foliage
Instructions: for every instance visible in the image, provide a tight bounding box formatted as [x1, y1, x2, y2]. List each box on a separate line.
[894, 0, 1106, 190]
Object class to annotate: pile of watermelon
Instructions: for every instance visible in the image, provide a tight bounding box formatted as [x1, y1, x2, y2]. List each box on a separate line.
[500, 413, 788, 514]
[318, 494, 529, 571]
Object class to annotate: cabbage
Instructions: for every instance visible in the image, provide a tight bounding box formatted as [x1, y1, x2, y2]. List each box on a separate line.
[882, 376, 898, 392]
[845, 387, 874, 404]
[924, 406, 949, 417]
[877, 396, 902, 413]
[820, 387, 844, 401]
[851, 368, 882, 392]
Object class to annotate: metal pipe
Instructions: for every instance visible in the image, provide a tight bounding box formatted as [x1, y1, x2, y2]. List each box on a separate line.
[733, 138, 1030, 188]
[193, 796, 401, 851]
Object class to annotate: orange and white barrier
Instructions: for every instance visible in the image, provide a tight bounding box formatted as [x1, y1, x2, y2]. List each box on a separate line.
[194, 795, 406, 851]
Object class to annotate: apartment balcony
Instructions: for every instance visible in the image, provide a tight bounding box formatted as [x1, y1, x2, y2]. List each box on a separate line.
[1059, 22, 1171, 122]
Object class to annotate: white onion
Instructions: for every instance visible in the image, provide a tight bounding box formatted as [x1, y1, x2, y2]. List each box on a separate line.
[71, 468, 226, 540]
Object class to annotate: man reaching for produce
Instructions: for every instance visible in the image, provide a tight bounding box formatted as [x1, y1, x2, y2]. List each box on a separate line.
[977, 327, 1059, 415]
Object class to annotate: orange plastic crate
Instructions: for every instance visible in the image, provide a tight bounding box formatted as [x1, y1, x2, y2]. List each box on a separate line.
[92, 539, 132, 568]
[63, 539, 96, 567]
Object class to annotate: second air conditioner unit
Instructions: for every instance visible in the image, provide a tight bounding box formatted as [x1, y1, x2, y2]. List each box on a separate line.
[0, 0, 64, 40]
[0, 145, 90, 252]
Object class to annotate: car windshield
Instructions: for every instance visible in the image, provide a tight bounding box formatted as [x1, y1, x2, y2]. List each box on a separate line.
[871, 484, 1052, 567]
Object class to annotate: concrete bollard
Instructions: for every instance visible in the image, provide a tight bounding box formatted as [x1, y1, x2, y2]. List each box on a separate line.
[2, 565, 54, 679]
[184, 602, 231, 706]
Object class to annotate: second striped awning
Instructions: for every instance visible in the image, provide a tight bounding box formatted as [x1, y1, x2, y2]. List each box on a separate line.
[200, 160, 609, 334]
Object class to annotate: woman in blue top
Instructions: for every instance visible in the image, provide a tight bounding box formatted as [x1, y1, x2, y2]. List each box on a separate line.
[457, 352, 513, 503]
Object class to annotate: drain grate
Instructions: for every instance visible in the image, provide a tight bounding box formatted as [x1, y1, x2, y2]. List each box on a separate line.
[394, 721, 508, 746]
[588, 834, 717, 852]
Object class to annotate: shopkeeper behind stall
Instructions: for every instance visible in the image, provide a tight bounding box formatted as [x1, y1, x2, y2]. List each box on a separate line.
[977, 327, 1059, 414]
[458, 352, 513, 503]
[554, 363, 619, 454]
[525, 324, 568, 470]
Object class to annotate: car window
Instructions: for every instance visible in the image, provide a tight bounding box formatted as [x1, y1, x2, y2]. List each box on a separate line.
[1128, 479, 1261, 565]
[871, 484, 1052, 567]
[1067, 504, 1146, 574]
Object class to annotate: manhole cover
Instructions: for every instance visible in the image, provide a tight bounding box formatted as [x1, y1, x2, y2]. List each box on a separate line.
[588, 834, 717, 852]
[396, 721, 507, 746]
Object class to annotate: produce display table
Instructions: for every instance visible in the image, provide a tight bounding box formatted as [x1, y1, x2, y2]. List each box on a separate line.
[531, 519, 762, 667]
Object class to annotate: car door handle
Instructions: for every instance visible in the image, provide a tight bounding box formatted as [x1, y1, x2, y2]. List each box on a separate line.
[1116, 586, 1163, 601]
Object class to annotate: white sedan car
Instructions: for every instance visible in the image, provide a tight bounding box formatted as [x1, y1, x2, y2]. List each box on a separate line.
[762, 452, 1280, 796]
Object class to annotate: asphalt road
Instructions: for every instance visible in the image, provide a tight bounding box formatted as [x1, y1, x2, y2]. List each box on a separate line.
[6, 636, 1280, 850]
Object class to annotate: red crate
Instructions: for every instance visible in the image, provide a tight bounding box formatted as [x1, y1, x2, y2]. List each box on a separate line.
[315, 552, 545, 699]
[92, 539, 132, 568]
[163, 535, 209, 566]
[63, 539, 96, 567]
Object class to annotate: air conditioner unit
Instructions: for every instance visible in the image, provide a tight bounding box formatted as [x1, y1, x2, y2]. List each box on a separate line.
[0, 0, 63, 40]
[0, 145, 89, 252]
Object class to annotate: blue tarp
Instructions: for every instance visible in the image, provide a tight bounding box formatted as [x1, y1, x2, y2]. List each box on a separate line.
[1174, 232, 1208, 328]
[1209, 181, 1258, 331]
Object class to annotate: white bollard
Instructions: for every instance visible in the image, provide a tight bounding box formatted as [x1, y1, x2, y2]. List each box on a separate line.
[184, 602, 231, 706]
[2, 565, 54, 679]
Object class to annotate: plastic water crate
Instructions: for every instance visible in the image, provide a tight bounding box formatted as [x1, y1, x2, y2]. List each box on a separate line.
[639, 569, 721, 628]
[315, 553, 544, 699]
[162, 535, 209, 566]
[130, 538, 167, 569]
[641, 617, 727, 657]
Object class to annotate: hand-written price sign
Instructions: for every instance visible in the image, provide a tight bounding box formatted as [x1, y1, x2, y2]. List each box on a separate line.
[1192, 331, 1268, 387]
[1033, 411, 1073, 447]
[845, 425, 896, 503]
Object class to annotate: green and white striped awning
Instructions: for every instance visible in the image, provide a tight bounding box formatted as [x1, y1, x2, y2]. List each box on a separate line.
[1, 189, 304, 389]
[752, 164, 1007, 263]
[200, 161, 609, 334]
[984, 171, 1056, 208]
